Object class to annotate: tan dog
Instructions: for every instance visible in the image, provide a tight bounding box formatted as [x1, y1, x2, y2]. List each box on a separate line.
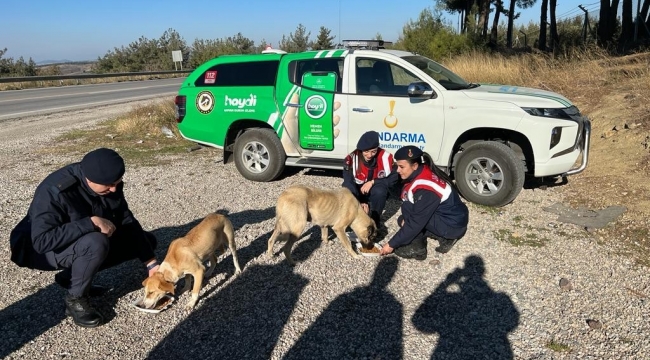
[267, 185, 377, 265]
[141, 213, 242, 310]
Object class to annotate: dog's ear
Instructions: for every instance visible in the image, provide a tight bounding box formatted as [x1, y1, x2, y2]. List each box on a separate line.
[367, 225, 377, 240]
[141, 278, 148, 287]
[160, 280, 175, 295]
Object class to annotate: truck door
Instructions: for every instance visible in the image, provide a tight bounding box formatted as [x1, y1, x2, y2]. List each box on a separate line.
[346, 53, 445, 162]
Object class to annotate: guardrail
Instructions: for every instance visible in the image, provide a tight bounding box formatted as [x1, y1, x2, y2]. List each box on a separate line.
[0, 70, 194, 83]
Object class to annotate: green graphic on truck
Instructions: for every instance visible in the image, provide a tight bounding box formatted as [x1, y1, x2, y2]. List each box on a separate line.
[298, 71, 337, 150]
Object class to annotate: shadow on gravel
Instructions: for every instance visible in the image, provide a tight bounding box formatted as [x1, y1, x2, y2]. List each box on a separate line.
[146, 232, 320, 359]
[412, 255, 520, 360]
[283, 256, 403, 360]
[0, 283, 65, 359]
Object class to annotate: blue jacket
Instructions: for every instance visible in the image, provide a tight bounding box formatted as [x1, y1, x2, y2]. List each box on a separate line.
[388, 165, 469, 249]
[9, 162, 154, 267]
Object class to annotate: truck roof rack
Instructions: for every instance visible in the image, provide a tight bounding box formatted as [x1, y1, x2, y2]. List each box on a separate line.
[339, 39, 392, 50]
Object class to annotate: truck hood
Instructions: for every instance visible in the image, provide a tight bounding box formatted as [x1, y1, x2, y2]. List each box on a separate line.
[461, 84, 574, 108]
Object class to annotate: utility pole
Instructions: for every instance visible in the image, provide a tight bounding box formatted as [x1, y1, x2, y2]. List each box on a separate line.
[578, 5, 592, 43]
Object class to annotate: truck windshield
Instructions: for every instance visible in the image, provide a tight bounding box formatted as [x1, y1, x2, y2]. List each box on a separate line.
[401, 55, 476, 90]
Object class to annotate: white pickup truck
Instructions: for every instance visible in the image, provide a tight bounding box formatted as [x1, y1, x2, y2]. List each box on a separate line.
[175, 40, 591, 207]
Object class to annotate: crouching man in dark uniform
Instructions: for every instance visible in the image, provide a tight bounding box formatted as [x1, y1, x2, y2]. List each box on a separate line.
[342, 131, 398, 228]
[380, 145, 469, 260]
[9, 148, 160, 328]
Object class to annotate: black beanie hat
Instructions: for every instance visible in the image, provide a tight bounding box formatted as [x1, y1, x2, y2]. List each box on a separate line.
[394, 145, 423, 161]
[81, 148, 125, 185]
[356, 131, 380, 151]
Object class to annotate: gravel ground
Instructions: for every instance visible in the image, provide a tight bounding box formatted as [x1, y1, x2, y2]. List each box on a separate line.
[0, 102, 648, 360]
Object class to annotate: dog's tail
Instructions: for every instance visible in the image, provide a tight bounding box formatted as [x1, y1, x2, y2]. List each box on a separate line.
[223, 217, 242, 274]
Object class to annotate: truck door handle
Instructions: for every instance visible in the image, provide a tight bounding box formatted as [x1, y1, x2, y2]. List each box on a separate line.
[353, 107, 373, 113]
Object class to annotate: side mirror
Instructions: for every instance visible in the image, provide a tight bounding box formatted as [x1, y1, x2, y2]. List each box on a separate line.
[407, 81, 436, 99]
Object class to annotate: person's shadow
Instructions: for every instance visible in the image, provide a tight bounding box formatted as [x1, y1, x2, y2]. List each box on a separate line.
[283, 256, 403, 360]
[412, 255, 520, 360]
[0, 207, 276, 359]
[146, 228, 323, 359]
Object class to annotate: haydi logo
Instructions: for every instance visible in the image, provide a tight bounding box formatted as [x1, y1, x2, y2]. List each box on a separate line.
[225, 94, 257, 108]
[304, 95, 327, 119]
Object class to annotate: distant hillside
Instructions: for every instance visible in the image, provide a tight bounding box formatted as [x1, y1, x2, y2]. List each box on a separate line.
[37, 61, 97, 75]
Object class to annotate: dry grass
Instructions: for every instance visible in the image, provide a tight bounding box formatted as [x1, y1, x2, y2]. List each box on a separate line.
[40, 99, 198, 166]
[446, 48, 650, 266]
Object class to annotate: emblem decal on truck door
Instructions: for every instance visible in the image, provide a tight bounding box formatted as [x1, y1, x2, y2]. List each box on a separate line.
[196, 91, 215, 114]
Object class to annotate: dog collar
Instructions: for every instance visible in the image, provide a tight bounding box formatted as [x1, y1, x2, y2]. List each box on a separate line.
[146, 261, 159, 271]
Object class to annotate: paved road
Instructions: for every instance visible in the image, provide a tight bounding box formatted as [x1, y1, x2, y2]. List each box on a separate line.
[0, 78, 184, 121]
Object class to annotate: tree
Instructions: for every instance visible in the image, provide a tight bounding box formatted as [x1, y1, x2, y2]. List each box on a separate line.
[279, 24, 311, 52]
[618, 0, 634, 47]
[598, 0, 620, 46]
[311, 26, 335, 50]
[539, 0, 548, 50]
[490, 0, 506, 45]
[506, 0, 537, 48]
[549, 0, 559, 51]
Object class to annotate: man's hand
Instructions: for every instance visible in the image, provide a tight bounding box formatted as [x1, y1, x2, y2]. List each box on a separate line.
[360, 180, 374, 194]
[380, 243, 394, 256]
[360, 203, 369, 214]
[91, 216, 116, 237]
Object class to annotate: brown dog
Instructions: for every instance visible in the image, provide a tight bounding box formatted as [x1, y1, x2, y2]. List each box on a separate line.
[267, 185, 377, 265]
[141, 213, 242, 310]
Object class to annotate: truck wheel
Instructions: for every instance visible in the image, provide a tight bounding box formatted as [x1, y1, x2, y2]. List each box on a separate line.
[454, 141, 525, 207]
[234, 128, 286, 182]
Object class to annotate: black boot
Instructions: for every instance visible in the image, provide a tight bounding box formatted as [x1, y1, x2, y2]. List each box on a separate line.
[394, 235, 427, 261]
[64, 294, 103, 328]
[435, 238, 460, 254]
[55, 271, 109, 297]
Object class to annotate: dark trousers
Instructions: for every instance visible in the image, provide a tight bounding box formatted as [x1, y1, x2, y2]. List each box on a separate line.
[397, 215, 467, 243]
[342, 181, 390, 218]
[38, 226, 156, 297]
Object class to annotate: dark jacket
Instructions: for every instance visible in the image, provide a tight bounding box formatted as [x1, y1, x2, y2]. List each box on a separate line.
[388, 165, 469, 249]
[342, 149, 398, 192]
[9, 162, 154, 268]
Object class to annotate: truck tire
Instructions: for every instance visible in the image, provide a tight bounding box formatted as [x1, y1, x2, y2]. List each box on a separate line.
[454, 141, 525, 207]
[234, 128, 286, 182]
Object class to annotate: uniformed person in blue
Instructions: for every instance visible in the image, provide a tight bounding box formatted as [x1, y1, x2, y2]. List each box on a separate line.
[342, 131, 399, 227]
[379, 145, 469, 260]
[9, 148, 160, 328]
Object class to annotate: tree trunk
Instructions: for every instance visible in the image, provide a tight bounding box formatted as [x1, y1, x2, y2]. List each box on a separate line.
[478, 0, 490, 38]
[598, 0, 610, 45]
[619, 0, 633, 46]
[539, 0, 548, 50]
[550, 0, 559, 51]
[642, 0, 650, 25]
[608, 0, 621, 41]
[490, 0, 503, 44]
[507, 0, 516, 47]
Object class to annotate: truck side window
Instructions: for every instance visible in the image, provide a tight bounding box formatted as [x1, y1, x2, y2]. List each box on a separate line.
[289, 59, 344, 93]
[355, 58, 421, 96]
[194, 60, 280, 87]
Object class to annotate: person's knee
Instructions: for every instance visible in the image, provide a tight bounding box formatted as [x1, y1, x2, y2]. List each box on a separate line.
[76, 232, 109, 258]
[372, 184, 389, 198]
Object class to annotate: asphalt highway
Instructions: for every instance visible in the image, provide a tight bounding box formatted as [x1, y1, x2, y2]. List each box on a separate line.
[0, 78, 184, 121]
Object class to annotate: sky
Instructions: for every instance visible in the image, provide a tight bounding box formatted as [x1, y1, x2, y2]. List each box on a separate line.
[0, 0, 621, 63]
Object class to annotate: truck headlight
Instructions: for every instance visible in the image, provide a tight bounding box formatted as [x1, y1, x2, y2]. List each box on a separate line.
[550, 127, 562, 149]
[522, 107, 571, 120]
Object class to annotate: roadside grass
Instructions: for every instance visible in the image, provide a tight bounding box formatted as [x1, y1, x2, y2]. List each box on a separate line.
[40, 99, 198, 166]
[545, 339, 572, 353]
[494, 229, 549, 247]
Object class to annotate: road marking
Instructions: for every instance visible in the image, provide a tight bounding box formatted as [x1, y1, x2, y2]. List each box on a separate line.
[0, 93, 177, 120]
[0, 83, 179, 103]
